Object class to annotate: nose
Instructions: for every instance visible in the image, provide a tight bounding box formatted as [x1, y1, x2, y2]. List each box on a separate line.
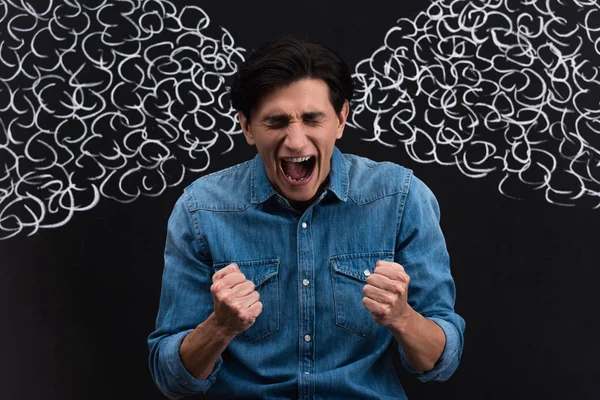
[283, 121, 308, 152]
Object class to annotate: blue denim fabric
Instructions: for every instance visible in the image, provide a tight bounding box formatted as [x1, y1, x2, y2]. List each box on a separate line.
[148, 147, 465, 400]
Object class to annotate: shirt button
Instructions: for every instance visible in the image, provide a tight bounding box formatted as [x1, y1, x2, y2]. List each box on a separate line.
[304, 335, 311, 342]
[304, 371, 310, 375]
[363, 269, 371, 276]
[301, 222, 308, 229]
[302, 279, 309, 286]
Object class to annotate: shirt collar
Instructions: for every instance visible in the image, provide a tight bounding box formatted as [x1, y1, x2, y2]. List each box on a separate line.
[250, 153, 278, 204]
[326, 146, 349, 202]
[250, 146, 349, 205]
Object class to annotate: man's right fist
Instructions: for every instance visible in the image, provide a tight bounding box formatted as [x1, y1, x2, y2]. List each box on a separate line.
[210, 263, 263, 334]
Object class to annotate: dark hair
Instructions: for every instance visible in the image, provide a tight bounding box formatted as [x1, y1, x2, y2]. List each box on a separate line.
[230, 37, 353, 120]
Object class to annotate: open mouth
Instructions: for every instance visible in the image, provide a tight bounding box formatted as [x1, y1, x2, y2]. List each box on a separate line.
[280, 156, 316, 184]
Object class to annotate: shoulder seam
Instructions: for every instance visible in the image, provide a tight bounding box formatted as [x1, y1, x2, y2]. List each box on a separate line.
[179, 193, 211, 258]
[183, 160, 253, 212]
[186, 160, 253, 189]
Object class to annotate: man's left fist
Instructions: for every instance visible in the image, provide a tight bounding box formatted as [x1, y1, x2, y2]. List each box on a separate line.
[362, 260, 411, 327]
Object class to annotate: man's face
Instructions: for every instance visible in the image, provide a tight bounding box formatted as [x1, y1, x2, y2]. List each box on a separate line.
[239, 79, 349, 206]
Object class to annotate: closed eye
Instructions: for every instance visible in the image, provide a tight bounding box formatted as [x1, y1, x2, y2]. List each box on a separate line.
[303, 112, 325, 126]
[303, 119, 321, 126]
[260, 112, 325, 129]
[264, 122, 288, 130]
[262, 115, 290, 130]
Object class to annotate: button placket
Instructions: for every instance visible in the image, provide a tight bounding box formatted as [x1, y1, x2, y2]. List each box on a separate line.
[297, 212, 313, 398]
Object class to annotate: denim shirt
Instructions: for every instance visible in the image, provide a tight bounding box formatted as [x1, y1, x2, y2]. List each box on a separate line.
[148, 147, 465, 400]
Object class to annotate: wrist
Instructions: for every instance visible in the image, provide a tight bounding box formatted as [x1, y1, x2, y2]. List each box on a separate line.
[204, 312, 240, 340]
[390, 305, 419, 335]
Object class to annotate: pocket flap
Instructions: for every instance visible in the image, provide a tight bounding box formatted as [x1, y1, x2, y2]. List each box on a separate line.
[214, 258, 280, 287]
[329, 252, 394, 282]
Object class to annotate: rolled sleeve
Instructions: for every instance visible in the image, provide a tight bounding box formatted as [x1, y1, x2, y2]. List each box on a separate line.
[161, 330, 223, 397]
[398, 317, 462, 382]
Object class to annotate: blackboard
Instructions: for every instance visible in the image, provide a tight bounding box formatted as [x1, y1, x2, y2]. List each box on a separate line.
[1, 1, 599, 399]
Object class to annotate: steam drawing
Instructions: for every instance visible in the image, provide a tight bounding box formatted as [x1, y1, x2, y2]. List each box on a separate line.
[0, 1, 244, 239]
[1, 0, 599, 239]
[350, 0, 600, 207]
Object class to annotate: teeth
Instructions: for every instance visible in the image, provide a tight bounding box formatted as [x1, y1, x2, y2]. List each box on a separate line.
[282, 156, 311, 163]
[285, 174, 308, 182]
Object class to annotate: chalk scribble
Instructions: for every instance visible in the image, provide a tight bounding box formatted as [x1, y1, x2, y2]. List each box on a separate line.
[350, 0, 600, 207]
[2, 0, 600, 239]
[0, 1, 244, 239]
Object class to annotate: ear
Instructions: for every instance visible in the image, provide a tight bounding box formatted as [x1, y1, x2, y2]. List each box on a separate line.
[239, 112, 255, 145]
[335, 100, 350, 140]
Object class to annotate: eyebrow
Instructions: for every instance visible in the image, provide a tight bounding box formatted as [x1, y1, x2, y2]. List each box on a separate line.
[261, 112, 326, 124]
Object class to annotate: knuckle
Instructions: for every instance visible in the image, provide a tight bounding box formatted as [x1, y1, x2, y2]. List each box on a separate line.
[215, 290, 228, 303]
[235, 304, 247, 316]
[221, 291, 233, 304]
[210, 282, 219, 294]
[231, 272, 242, 281]
[214, 281, 227, 292]
[381, 295, 392, 306]
[226, 263, 238, 273]
[234, 269, 245, 277]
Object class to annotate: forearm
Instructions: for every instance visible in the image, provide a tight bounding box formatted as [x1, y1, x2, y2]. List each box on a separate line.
[180, 312, 237, 379]
[389, 306, 446, 372]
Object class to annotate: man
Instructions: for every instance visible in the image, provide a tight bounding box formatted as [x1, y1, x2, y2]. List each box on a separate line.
[148, 37, 465, 399]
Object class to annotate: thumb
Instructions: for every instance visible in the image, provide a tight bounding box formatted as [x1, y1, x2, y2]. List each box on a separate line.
[212, 263, 241, 282]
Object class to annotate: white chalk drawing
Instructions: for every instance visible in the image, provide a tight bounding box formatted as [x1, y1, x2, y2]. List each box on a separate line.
[350, 0, 600, 208]
[0, 1, 244, 239]
[1, 0, 600, 239]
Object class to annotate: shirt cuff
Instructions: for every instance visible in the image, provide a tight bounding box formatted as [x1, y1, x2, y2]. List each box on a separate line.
[164, 329, 223, 393]
[398, 317, 459, 382]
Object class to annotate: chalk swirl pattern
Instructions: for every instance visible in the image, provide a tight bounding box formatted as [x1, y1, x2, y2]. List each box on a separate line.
[0, 1, 244, 239]
[350, 0, 600, 207]
[2, 0, 600, 239]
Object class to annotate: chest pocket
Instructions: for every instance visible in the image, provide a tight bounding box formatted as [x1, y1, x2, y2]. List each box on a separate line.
[329, 252, 394, 336]
[213, 258, 280, 342]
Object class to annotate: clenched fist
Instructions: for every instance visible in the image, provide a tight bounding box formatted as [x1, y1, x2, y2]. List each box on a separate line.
[211, 263, 263, 334]
[362, 260, 411, 327]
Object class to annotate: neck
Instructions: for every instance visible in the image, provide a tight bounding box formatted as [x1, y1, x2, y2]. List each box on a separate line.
[288, 177, 330, 213]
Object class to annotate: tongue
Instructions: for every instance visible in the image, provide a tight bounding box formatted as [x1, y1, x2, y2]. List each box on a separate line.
[284, 160, 310, 180]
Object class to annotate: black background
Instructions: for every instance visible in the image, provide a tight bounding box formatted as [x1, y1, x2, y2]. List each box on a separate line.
[1, 1, 599, 399]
